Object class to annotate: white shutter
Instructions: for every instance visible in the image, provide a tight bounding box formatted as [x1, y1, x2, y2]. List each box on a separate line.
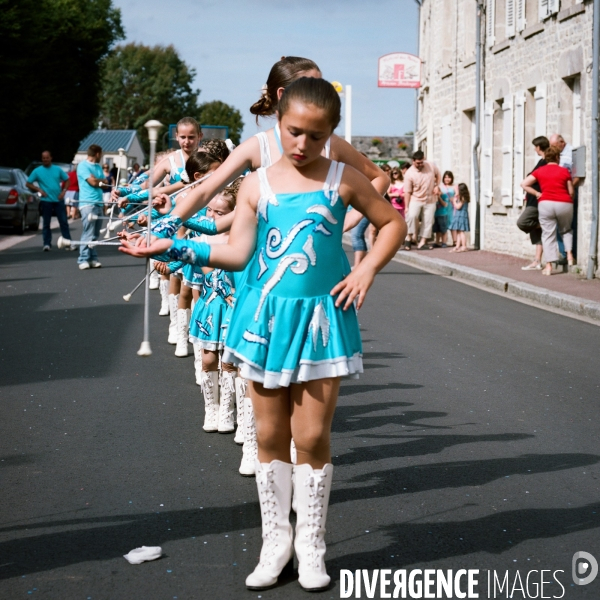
[539, 0, 549, 20]
[534, 83, 547, 137]
[513, 91, 526, 207]
[572, 77, 581, 147]
[482, 101, 494, 206]
[487, 0, 496, 48]
[506, 0, 516, 37]
[441, 115, 452, 172]
[548, 0, 560, 14]
[501, 96, 514, 206]
[516, 0, 526, 31]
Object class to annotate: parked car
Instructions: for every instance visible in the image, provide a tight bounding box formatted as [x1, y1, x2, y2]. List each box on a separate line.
[0, 167, 40, 234]
[25, 162, 71, 176]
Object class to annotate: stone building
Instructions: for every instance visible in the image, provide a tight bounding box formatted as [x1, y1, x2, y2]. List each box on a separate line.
[416, 0, 595, 271]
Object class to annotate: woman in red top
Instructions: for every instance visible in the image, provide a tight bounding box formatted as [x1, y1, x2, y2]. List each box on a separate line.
[521, 146, 574, 275]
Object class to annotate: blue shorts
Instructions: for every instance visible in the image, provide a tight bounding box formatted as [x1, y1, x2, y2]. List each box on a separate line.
[433, 215, 448, 234]
[350, 217, 370, 251]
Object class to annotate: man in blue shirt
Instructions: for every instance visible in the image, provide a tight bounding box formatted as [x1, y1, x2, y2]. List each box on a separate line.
[26, 151, 72, 251]
[76, 144, 107, 270]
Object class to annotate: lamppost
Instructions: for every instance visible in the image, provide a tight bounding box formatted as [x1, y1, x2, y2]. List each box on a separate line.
[137, 119, 163, 357]
[332, 81, 352, 143]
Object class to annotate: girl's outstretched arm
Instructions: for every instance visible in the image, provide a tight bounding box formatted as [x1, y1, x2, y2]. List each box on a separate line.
[169, 137, 261, 222]
[331, 166, 406, 310]
[120, 174, 259, 272]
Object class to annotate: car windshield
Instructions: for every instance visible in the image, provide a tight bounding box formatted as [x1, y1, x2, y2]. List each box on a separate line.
[0, 169, 14, 185]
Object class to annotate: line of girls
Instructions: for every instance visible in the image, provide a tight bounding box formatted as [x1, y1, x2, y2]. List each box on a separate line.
[118, 57, 406, 593]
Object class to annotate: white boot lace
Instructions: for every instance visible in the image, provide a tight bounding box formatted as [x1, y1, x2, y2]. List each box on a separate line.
[256, 467, 280, 568]
[303, 471, 327, 569]
[243, 402, 258, 461]
[201, 373, 218, 421]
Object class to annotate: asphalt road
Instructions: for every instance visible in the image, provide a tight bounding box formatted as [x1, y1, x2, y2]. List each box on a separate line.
[1, 222, 600, 600]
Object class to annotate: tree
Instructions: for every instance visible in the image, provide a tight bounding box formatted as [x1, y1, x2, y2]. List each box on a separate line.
[0, 0, 124, 167]
[198, 101, 244, 145]
[99, 44, 200, 152]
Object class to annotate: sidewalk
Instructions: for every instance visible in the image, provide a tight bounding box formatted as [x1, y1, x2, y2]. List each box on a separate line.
[393, 245, 600, 323]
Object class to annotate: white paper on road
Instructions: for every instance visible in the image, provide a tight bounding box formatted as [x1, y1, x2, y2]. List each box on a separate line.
[123, 546, 162, 564]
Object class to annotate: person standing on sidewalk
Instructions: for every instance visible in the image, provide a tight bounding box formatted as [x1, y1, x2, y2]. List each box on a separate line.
[26, 151, 72, 251]
[65, 165, 80, 220]
[403, 150, 440, 250]
[517, 136, 549, 270]
[76, 144, 107, 270]
[521, 146, 574, 276]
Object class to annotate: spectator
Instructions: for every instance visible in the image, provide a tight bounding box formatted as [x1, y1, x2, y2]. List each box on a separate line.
[102, 163, 113, 206]
[26, 150, 72, 251]
[76, 144, 107, 270]
[449, 183, 471, 252]
[350, 217, 370, 269]
[128, 163, 143, 183]
[65, 165, 80, 220]
[517, 136, 549, 270]
[380, 163, 391, 180]
[521, 146, 574, 276]
[401, 162, 410, 177]
[435, 171, 457, 248]
[388, 166, 405, 217]
[403, 150, 440, 250]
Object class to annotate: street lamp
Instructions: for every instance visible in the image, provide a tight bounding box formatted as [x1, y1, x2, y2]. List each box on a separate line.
[137, 119, 163, 357]
[332, 82, 352, 144]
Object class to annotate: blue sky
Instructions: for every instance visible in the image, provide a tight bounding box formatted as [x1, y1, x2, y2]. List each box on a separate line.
[113, 0, 419, 141]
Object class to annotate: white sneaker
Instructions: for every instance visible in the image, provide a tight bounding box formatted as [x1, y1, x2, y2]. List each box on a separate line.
[218, 371, 236, 433]
[43, 245, 50, 252]
[90, 261, 102, 268]
[78, 262, 90, 270]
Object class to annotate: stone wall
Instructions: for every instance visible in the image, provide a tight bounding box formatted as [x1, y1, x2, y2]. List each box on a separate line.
[418, 0, 596, 272]
[351, 136, 414, 161]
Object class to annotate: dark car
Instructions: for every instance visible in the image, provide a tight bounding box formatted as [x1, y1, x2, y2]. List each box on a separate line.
[0, 167, 40, 234]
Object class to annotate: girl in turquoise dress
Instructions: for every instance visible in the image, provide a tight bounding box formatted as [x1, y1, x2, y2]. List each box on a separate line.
[122, 78, 405, 593]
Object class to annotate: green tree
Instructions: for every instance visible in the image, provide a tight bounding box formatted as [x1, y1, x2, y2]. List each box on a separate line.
[198, 101, 244, 145]
[99, 43, 200, 152]
[0, 0, 124, 167]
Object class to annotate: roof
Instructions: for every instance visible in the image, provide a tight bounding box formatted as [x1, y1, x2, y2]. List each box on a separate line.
[77, 130, 139, 153]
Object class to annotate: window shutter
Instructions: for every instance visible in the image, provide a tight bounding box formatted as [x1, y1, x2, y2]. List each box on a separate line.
[516, 0, 526, 31]
[506, 0, 516, 37]
[547, 0, 560, 14]
[482, 101, 494, 206]
[441, 116, 452, 172]
[501, 96, 514, 206]
[513, 92, 526, 207]
[487, 0, 496, 48]
[534, 83, 547, 137]
[572, 77, 581, 147]
[538, 0, 549, 20]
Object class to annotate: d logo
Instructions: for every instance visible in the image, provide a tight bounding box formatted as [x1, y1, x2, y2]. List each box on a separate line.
[573, 551, 598, 586]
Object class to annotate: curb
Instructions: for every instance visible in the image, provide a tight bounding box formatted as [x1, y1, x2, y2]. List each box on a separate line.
[342, 234, 600, 324]
[393, 251, 600, 323]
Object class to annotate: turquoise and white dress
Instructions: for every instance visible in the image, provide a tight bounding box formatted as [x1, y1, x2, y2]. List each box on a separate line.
[189, 247, 235, 350]
[221, 160, 363, 388]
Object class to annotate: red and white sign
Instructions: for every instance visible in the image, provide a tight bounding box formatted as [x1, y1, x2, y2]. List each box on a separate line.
[378, 53, 421, 88]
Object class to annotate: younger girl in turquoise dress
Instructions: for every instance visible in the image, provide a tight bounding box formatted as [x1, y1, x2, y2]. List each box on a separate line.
[121, 78, 405, 593]
[449, 182, 471, 252]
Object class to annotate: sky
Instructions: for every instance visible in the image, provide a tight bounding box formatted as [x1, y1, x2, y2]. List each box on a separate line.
[112, 0, 420, 141]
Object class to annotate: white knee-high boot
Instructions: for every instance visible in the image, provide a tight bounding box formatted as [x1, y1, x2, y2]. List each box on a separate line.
[293, 463, 333, 591]
[167, 294, 179, 344]
[174, 308, 191, 357]
[149, 261, 160, 290]
[159, 279, 170, 316]
[239, 395, 257, 476]
[200, 371, 219, 432]
[245, 460, 294, 590]
[193, 343, 203, 386]
[218, 371, 235, 433]
[234, 377, 246, 444]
